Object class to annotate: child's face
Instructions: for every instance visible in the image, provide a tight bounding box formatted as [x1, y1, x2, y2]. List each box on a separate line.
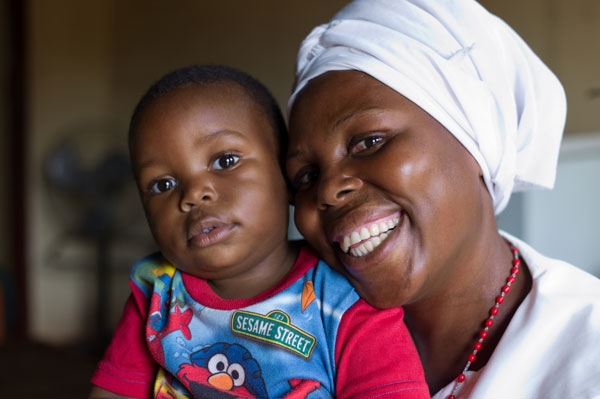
[131, 82, 290, 283]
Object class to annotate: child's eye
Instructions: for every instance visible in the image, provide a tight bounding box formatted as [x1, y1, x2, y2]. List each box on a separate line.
[350, 135, 384, 154]
[213, 154, 240, 170]
[148, 177, 178, 194]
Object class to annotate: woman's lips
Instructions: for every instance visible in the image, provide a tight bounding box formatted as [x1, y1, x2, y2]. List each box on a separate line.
[338, 214, 400, 257]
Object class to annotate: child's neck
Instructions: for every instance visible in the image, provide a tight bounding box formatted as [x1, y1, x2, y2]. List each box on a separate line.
[208, 241, 301, 300]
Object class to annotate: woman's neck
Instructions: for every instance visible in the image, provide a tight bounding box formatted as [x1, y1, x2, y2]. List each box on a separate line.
[403, 235, 532, 394]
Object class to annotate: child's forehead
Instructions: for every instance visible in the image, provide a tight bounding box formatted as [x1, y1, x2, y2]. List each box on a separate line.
[132, 83, 276, 146]
[135, 82, 255, 124]
[129, 80, 283, 170]
[169, 80, 250, 103]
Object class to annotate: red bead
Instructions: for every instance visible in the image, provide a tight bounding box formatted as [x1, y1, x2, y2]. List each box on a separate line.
[449, 245, 520, 398]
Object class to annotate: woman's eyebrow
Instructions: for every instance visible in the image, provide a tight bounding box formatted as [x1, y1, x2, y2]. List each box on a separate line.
[287, 108, 386, 162]
[332, 107, 383, 132]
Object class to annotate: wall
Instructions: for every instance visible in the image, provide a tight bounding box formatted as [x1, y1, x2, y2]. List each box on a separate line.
[27, 0, 116, 343]
[480, 0, 600, 133]
[0, 1, 10, 271]
[524, 133, 600, 276]
[483, 0, 600, 278]
[25, 0, 347, 344]
[22, 0, 600, 344]
[498, 133, 600, 278]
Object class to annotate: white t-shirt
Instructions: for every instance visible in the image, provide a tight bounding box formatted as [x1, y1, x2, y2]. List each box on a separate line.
[433, 232, 600, 399]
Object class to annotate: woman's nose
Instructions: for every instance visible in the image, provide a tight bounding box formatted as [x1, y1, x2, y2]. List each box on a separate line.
[317, 168, 362, 210]
[179, 179, 216, 212]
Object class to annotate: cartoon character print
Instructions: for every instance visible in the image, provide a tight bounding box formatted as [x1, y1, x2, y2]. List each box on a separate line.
[176, 342, 267, 398]
[176, 342, 324, 399]
[282, 379, 322, 399]
[154, 368, 192, 399]
[146, 269, 194, 364]
[281, 281, 323, 399]
[138, 260, 330, 398]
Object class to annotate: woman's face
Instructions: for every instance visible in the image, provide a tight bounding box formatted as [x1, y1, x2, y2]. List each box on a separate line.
[287, 71, 488, 308]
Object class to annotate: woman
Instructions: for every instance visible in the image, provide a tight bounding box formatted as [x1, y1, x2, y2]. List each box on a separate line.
[285, 0, 600, 398]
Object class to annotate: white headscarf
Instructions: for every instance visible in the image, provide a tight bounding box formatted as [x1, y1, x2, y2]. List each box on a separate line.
[288, 0, 566, 215]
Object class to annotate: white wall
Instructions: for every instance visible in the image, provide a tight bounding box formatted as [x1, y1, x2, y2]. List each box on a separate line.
[498, 133, 600, 277]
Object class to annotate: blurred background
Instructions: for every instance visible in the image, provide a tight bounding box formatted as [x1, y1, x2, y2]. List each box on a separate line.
[0, 0, 599, 397]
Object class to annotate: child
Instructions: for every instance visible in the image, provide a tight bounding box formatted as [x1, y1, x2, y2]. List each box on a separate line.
[89, 64, 428, 399]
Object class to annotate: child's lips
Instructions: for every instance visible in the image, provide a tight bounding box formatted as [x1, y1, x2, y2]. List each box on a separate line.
[187, 217, 235, 247]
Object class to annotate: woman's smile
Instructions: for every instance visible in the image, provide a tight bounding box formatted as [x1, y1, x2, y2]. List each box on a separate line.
[336, 213, 401, 257]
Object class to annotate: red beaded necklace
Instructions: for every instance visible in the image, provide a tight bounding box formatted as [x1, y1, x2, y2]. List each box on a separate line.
[447, 242, 521, 399]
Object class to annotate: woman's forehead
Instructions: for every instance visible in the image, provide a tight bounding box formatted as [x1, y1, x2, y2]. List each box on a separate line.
[290, 70, 421, 134]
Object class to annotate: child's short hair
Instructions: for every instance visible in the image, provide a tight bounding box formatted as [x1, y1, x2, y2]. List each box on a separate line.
[129, 64, 288, 169]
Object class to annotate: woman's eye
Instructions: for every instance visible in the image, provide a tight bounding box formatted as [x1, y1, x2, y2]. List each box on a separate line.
[213, 154, 240, 170]
[148, 178, 177, 194]
[292, 167, 319, 192]
[351, 135, 383, 154]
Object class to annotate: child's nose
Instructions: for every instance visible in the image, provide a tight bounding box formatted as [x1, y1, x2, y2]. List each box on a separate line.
[179, 179, 216, 212]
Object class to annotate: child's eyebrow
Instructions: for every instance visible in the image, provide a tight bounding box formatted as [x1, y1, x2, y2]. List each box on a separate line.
[199, 129, 247, 144]
[135, 130, 249, 172]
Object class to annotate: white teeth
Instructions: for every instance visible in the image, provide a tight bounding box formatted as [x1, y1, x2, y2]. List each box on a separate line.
[340, 217, 400, 256]
[369, 224, 380, 236]
[360, 228, 370, 240]
[352, 244, 367, 257]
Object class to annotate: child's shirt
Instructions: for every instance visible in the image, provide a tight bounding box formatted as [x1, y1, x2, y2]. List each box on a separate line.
[91, 246, 428, 398]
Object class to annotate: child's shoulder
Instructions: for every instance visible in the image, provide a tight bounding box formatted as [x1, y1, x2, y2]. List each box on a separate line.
[131, 252, 178, 288]
[296, 243, 360, 304]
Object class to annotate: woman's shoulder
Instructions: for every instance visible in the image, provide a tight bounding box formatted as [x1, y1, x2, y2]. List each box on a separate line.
[504, 232, 600, 296]
[473, 233, 600, 398]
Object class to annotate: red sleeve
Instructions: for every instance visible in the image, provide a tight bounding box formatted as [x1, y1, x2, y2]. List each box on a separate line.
[335, 299, 430, 399]
[90, 290, 157, 399]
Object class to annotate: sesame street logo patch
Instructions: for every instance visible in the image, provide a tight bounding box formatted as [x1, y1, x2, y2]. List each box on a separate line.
[231, 310, 316, 358]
